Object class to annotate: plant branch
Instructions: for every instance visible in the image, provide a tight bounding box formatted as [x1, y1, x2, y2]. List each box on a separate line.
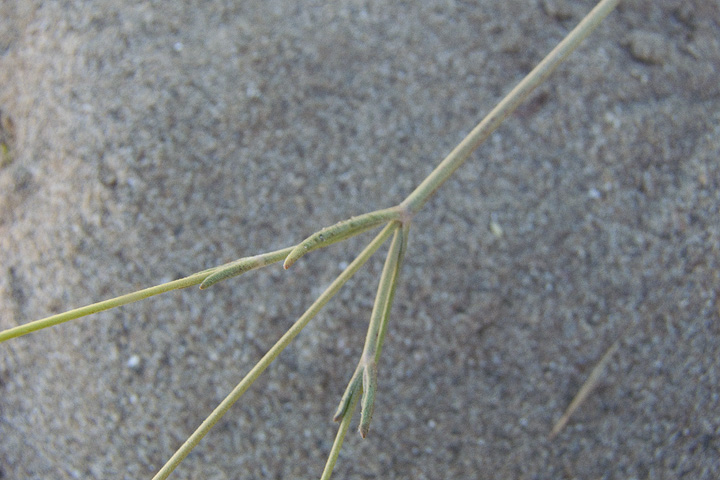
[373, 221, 409, 364]
[0, 2, 623, 479]
[400, 0, 620, 214]
[0, 269, 213, 342]
[549, 340, 620, 440]
[0, 247, 298, 342]
[321, 383, 361, 480]
[152, 222, 397, 480]
[333, 223, 407, 438]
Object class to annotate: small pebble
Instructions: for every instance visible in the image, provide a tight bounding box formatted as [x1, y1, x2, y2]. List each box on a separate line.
[127, 354, 141, 370]
[542, 0, 573, 21]
[627, 31, 666, 65]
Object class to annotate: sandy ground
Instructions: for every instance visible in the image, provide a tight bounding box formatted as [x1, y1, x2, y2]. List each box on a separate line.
[1, 1, 719, 479]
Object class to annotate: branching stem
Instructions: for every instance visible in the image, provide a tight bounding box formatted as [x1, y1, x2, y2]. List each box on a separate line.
[0, 1, 622, 479]
[152, 223, 397, 480]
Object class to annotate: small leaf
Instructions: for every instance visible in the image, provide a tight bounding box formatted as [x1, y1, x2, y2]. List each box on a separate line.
[199, 259, 257, 289]
[333, 366, 362, 422]
[200, 247, 293, 289]
[283, 208, 401, 269]
[359, 361, 378, 438]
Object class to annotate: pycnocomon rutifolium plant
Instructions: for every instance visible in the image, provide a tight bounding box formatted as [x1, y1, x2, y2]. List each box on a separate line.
[1, 1, 623, 478]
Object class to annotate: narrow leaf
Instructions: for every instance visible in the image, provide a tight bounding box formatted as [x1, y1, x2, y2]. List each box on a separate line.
[283, 207, 401, 269]
[359, 361, 378, 438]
[199, 247, 293, 289]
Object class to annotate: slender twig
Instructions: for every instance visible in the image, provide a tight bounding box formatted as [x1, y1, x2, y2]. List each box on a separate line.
[373, 221, 410, 364]
[357, 225, 405, 437]
[0, 247, 298, 342]
[0, 269, 212, 342]
[320, 386, 361, 480]
[360, 226, 404, 367]
[332, 224, 405, 438]
[0, 1, 622, 479]
[549, 340, 620, 440]
[400, 0, 620, 214]
[152, 223, 397, 480]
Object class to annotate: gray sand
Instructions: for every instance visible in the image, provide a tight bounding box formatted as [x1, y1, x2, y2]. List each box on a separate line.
[1, 1, 719, 478]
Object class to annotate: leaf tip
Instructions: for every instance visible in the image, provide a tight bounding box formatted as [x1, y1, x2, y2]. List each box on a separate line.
[283, 245, 304, 269]
[199, 273, 219, 290]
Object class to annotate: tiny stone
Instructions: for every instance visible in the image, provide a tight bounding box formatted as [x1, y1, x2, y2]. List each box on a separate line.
[490, 220, 504, 238]
[542, 0, 573, 21]
[627, 31, 666, 65]
[127, 354, 141, 370]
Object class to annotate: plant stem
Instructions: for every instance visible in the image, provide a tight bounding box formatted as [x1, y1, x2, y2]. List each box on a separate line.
[400, 0, 620, 214]
[357, 225, 403, 437]
[333, 223, 408, 438]
[320, 387, 361, 480]
[372, 221, 409, 364]
[0, 247, 298, 342]
[549, 340, 620, 439]
[360, 225, 403, 366]
[152, 222, 397, 480]
[0, 270, 213, 342]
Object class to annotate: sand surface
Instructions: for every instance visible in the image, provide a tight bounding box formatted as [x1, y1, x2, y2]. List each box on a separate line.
[1, 1, 719, 478]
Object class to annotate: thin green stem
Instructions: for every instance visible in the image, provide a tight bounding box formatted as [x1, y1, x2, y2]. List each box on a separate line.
[0, 269, 213, 342]
[320, 386, 361, 480]
[373, 222, 409, 364]
[332, 223, 408, 435]
[0, 246, 297, 343]
[400, 0, 620, 214]
[2, 2, 622, 479]
[356, 224, 405, 437]
[152, 222, 397, 480]
[360, 225, 403, 365]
